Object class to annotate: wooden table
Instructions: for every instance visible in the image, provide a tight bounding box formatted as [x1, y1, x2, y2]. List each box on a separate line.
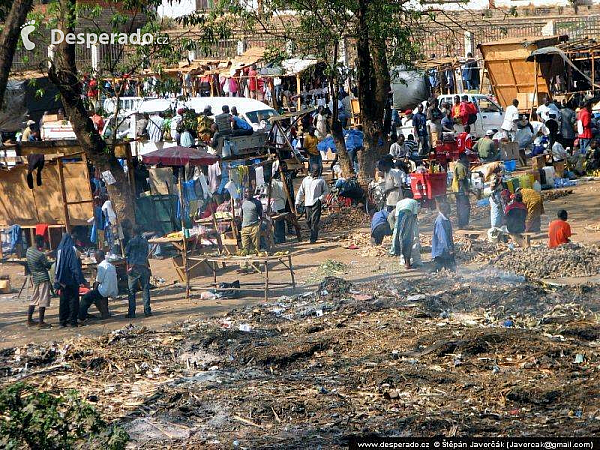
[189, 253, 296, 301]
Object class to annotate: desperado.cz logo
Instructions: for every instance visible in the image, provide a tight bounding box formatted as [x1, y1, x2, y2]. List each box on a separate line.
[21, 23, 169, 50]
[21, 21, 36, 50]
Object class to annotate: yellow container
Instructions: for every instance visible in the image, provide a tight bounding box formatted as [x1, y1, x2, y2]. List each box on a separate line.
[518, 174, 534, 190]
[507, 177, 520, 193]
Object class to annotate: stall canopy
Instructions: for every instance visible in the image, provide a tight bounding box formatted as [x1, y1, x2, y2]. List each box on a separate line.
[141, 146, 219, 166]
[280, 58, 320, 76]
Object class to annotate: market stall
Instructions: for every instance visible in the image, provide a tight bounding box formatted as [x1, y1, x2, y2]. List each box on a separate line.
[142, 146, 220, 297]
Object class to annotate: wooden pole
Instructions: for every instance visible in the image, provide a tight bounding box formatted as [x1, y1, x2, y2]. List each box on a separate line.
[57, 158, 71, 233]
[296, 73, 301, 111]
[179, 170, 190, 298]
[592, 53, 595, 95]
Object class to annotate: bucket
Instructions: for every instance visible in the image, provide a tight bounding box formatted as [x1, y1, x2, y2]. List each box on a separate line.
[504, 160, 517, 172]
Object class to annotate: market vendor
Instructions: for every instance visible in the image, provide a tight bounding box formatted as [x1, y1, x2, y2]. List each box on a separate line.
[78, 250, 117, 322]
[473, 130, 498, 162]
[452, 153, 471, 229]
[504, 192, 527, 246]
[585, 139, 600, 172]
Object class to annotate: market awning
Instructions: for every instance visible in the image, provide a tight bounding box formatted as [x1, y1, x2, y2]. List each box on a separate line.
[280, 58, 320, 76]
[142, 147, 219, 167]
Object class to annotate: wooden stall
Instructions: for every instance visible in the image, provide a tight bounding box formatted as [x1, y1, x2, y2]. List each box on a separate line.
[478, 35, 568, 108]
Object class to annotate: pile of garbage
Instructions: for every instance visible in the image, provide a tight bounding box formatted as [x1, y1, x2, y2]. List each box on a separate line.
[489, 243, 600, 279]
[321, 208, 369, 232]
[4, 272, 600, 448]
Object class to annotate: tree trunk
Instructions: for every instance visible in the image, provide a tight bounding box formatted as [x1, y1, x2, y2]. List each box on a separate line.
[48, 0, 135, 231]
[355, 0, 380, 184]
[355, 0, 391, 184]
[0, 0, 34, 108]
[328, 49, 354, 178]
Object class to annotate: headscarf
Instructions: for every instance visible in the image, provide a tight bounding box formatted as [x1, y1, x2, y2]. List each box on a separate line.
[54, 233, 85, 288]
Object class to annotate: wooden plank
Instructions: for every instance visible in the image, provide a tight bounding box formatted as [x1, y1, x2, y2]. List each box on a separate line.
[56, 159, 71, 233]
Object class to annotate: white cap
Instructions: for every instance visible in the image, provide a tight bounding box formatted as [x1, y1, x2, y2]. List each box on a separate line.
[486, 129, 494, 136]
[26, 120, 35, 125]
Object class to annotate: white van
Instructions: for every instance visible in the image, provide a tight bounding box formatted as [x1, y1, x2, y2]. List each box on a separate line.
[185, 97, 276, 131]
[436, 94, 504, 137]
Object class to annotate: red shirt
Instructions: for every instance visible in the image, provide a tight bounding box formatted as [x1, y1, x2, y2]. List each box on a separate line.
[578, 108, 592, 139]
[456, 132, 473, 152]
[460, 101, 477, 126]
[248, 69, 257, 91]
[548, 219, 571, 248]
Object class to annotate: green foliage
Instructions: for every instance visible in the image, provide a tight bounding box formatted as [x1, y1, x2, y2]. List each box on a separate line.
[0, 382, 129, 450]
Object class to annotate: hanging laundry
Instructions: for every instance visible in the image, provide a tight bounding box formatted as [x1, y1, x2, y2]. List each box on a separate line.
[255, 166, 265, 187]
[26, 154, 44, 189]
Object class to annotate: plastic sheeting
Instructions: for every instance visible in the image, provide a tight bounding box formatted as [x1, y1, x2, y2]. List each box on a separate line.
[391, 69, 429, 111]
[0, 77, 62, 133]
[317, 129, 364, 152]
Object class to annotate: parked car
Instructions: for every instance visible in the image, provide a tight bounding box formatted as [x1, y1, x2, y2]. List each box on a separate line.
[436, 93, 504, 137]
[185, 97, 276, 132]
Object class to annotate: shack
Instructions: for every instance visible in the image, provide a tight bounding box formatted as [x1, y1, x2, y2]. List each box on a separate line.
[478, 35, 568, 109]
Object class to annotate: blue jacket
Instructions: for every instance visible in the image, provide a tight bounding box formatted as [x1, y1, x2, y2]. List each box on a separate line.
[431, 213, 454, 258]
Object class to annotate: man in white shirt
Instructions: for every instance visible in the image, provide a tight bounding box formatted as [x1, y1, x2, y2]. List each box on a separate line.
[146, 113, 164, 142]
[389, 134, 408, 159]
[170, 108, 184, 143]
[79, 250, 118, 321]
[296, 167, 330, 243]
[501, 98, 520, 141]
[270, 172, 288, 244]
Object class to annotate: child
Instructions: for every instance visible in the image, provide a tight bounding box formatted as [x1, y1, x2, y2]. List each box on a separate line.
[431, 201, 456, 272]
[548, 209, 571, 248]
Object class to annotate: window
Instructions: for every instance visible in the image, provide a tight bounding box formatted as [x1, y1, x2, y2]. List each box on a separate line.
[477, 97, 501, 113]
[245, 109, 277, 124]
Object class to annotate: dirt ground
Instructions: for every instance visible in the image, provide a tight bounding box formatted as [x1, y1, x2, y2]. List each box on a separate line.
[3, 178, 600, 448]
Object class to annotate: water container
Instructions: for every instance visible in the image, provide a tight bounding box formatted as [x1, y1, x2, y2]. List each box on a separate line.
[504, 160, 517, 172]
[222, 140, 232, 158]
[542, 166, 555, 186]
[532, 180, 542, 192]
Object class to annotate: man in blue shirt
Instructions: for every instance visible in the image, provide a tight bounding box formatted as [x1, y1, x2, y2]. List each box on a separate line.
[231, 106, 254, 136]
[412, 104, 429, 154]
[371, 208, 392, 245]
[125, 225, 151, 318]
[431, 201, 456, 272]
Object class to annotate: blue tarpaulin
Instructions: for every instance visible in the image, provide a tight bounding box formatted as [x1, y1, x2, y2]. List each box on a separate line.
[316, 129, 364, 152]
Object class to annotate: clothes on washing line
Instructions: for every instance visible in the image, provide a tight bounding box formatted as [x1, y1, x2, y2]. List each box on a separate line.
[27, 154, 44, 189]
[9, 224, 22, 254]
[35, 223, 50, 243]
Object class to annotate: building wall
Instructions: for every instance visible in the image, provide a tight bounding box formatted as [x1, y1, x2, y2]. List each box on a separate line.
[157, 0, 198, 18]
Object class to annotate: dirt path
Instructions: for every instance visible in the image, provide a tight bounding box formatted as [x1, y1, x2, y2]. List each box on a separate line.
[1, 178, 599, 349]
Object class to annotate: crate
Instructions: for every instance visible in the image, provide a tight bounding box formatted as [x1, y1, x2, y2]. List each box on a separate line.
[436, 140, 460, 161]
[410, 172, 447, 200]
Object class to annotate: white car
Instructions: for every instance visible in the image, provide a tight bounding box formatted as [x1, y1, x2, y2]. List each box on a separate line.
[436, 94, 504, 137]
[185, 97, 277, 132]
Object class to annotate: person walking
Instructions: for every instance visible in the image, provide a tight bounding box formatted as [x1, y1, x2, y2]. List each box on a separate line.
[431, 201, 456, 272]
[502, 99, 520, 141]
[452, 153, 471, 229]
[296, 167, 329, 243]
[389, 192, 419, 269]
[412, 104, 429, 154]
[125, 225, 151, 318]
[26, 234, 53, 328]
[578, 100, 593, 153]
[55, 233, 86, 328]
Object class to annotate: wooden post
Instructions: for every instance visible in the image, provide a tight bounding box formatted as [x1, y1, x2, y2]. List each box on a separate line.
[179, 170, 190, 298]
[57, 158, 71, 233]
[278, 159, 296, 215]
[592, 53, 595, 95]
[264, 260, 269, 302]
[296, 73, 301, 111]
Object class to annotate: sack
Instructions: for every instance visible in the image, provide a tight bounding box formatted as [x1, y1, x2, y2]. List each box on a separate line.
[338, 177, 364, 200]
[467, 113, 477, 125]
[217, 280, 240, 299]
[577, 119, 584, 135]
